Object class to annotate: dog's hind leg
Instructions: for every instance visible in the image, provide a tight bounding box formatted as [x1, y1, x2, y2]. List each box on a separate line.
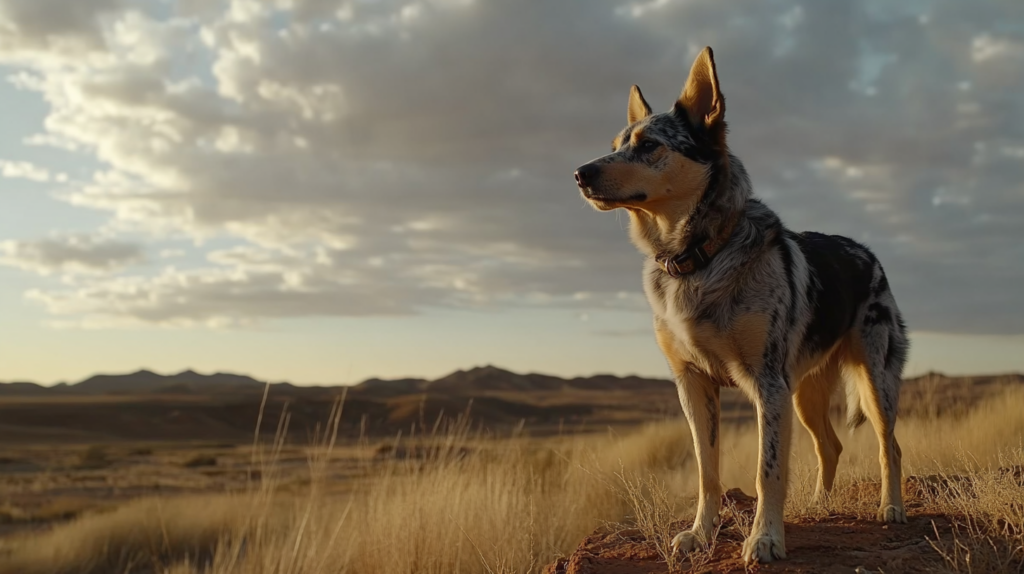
[844, 289, 909, 523]
[669, 365, 722, 554]
[793, 359, 843, 502]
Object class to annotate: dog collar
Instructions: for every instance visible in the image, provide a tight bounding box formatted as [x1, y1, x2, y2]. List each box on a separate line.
[655, 212, 740, 278]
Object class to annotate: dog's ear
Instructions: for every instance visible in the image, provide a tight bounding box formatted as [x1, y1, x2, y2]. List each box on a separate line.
[627, 85, 652, 125]
[676, 47, 725, 133]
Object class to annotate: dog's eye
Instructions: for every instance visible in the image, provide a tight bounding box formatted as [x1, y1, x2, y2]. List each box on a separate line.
[637, 139, 660, 152]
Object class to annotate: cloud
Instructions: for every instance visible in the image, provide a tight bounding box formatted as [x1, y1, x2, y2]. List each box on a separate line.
[0, 0, 125, 64]
[26, 261, 420, 328]
[1, 0, 1023, 334]
[0, 159, 62, 182]
[0, 235, 144, 275]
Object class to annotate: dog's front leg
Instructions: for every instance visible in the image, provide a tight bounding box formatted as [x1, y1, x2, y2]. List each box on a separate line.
[742, 374, 792, 564]
[670, 366, 722, 554]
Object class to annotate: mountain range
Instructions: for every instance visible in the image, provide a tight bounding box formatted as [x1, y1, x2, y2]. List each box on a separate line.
[0, 365, 676, 397]
[0, 367, 1020, 443]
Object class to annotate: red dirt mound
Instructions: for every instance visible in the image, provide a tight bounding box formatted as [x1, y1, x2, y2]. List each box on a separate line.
[544, 488, 953, 574]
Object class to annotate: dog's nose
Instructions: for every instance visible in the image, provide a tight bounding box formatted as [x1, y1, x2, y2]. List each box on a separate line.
[574, 164, 598, 188]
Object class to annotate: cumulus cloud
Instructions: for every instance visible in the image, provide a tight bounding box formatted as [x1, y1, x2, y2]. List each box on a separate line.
[0, 235, 144, 275]
[1, 0, 1022, 333]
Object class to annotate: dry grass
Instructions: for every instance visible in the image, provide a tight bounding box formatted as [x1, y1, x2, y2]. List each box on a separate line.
[0, 496, 247, 573]
[74, 446, 112, 470]
[1, 388, 1023, 574]
[918, 450, 1024, 573]
[614, 466, 684, 572]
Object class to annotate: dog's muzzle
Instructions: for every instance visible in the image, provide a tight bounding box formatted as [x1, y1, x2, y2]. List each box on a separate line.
[574, 163, 598, 188]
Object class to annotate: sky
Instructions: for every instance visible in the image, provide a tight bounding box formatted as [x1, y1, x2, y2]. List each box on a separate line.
[0, 0, 1022, 385]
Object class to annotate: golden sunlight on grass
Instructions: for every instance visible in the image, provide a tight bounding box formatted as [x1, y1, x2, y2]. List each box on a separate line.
[2, 390, 1023, 574]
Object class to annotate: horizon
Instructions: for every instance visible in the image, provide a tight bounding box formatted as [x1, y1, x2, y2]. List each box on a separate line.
[7, 362, 1024, 389]
[2, 1, 1023, 384]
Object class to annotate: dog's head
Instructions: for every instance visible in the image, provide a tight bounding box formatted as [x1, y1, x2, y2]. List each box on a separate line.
[574, 47, 728, 214]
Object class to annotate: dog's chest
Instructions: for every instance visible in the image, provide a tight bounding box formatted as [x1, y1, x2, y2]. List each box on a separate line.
[644, 263, 765, 381]
[644, 267, 712, 352]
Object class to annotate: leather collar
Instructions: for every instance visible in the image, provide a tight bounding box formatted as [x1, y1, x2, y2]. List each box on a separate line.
[654, 212, 740, 278]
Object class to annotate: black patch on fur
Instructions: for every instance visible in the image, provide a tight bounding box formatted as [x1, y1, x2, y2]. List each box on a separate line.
[884, 316, 909, 373]
[882, 386, 896, 420]
[703, 161, 722, 204]
[669, 105, 719, 162]
[778, 231, 798, 332]
[762, 400, 785, 475]
[873, 273, 890, 298]
[624, 192, 648, 202]
[864, 302, 893, 328]
[759, 309, 786, 380]
[794, 233, 874, 356]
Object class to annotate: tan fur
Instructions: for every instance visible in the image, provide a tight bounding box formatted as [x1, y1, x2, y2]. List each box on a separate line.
[591, 151, 709, 218]
[654, 321, 722, 552]
[629, 127, 647, 146]
[839, 333, 904, 522]
[679, 47, 726, 149]
[617, 153, 710, 255]
[653, 318, 684, 366]
[670, 313, 769, 387]
[627, 84, 652, 125]
[793, 357, 844, 499]
[721, 312, 770, 373]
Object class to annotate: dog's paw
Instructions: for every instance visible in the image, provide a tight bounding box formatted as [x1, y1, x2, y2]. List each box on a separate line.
[741, 532, 786, 564]
[877, 504, 907, 524]
[671, 529, 707, 554]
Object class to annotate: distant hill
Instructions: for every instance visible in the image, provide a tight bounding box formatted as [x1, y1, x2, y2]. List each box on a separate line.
[0, 369, 275, 396]
[75, 369, 271, 394]
[903, 371, 1024, 388]
[0, 365, 676, 397]
[0, 381, 57, 396]
[2, 366, 1022, 399]
[0, 365, 679, 442]
[350, 377, 428, 397]
[0, 367, 1020, 443]
[415, 365, 674, 393]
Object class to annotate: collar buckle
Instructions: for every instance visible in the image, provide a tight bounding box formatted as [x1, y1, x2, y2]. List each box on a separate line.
[655, 212, 740, 278]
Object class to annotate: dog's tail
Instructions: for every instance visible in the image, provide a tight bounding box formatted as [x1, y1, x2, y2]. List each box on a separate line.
[843, 367, 869, 431]
[845, 392, 868, 431]
[842, 352, 905, 433]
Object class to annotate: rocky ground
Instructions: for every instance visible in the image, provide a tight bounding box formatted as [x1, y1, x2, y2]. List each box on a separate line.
[543, 486, 964, 574]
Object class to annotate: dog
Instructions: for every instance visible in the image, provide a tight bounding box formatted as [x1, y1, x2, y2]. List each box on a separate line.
[573, 47, 909, 564]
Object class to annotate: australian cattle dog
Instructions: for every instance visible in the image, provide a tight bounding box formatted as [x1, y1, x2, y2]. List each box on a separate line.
[573, 47, 909, 564]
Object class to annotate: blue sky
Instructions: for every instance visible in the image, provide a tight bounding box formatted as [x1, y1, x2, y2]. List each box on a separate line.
[0, 0, 1022, 385]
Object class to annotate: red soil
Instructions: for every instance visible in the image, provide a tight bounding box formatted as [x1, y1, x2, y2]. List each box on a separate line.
[544, 487, 955, 574]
